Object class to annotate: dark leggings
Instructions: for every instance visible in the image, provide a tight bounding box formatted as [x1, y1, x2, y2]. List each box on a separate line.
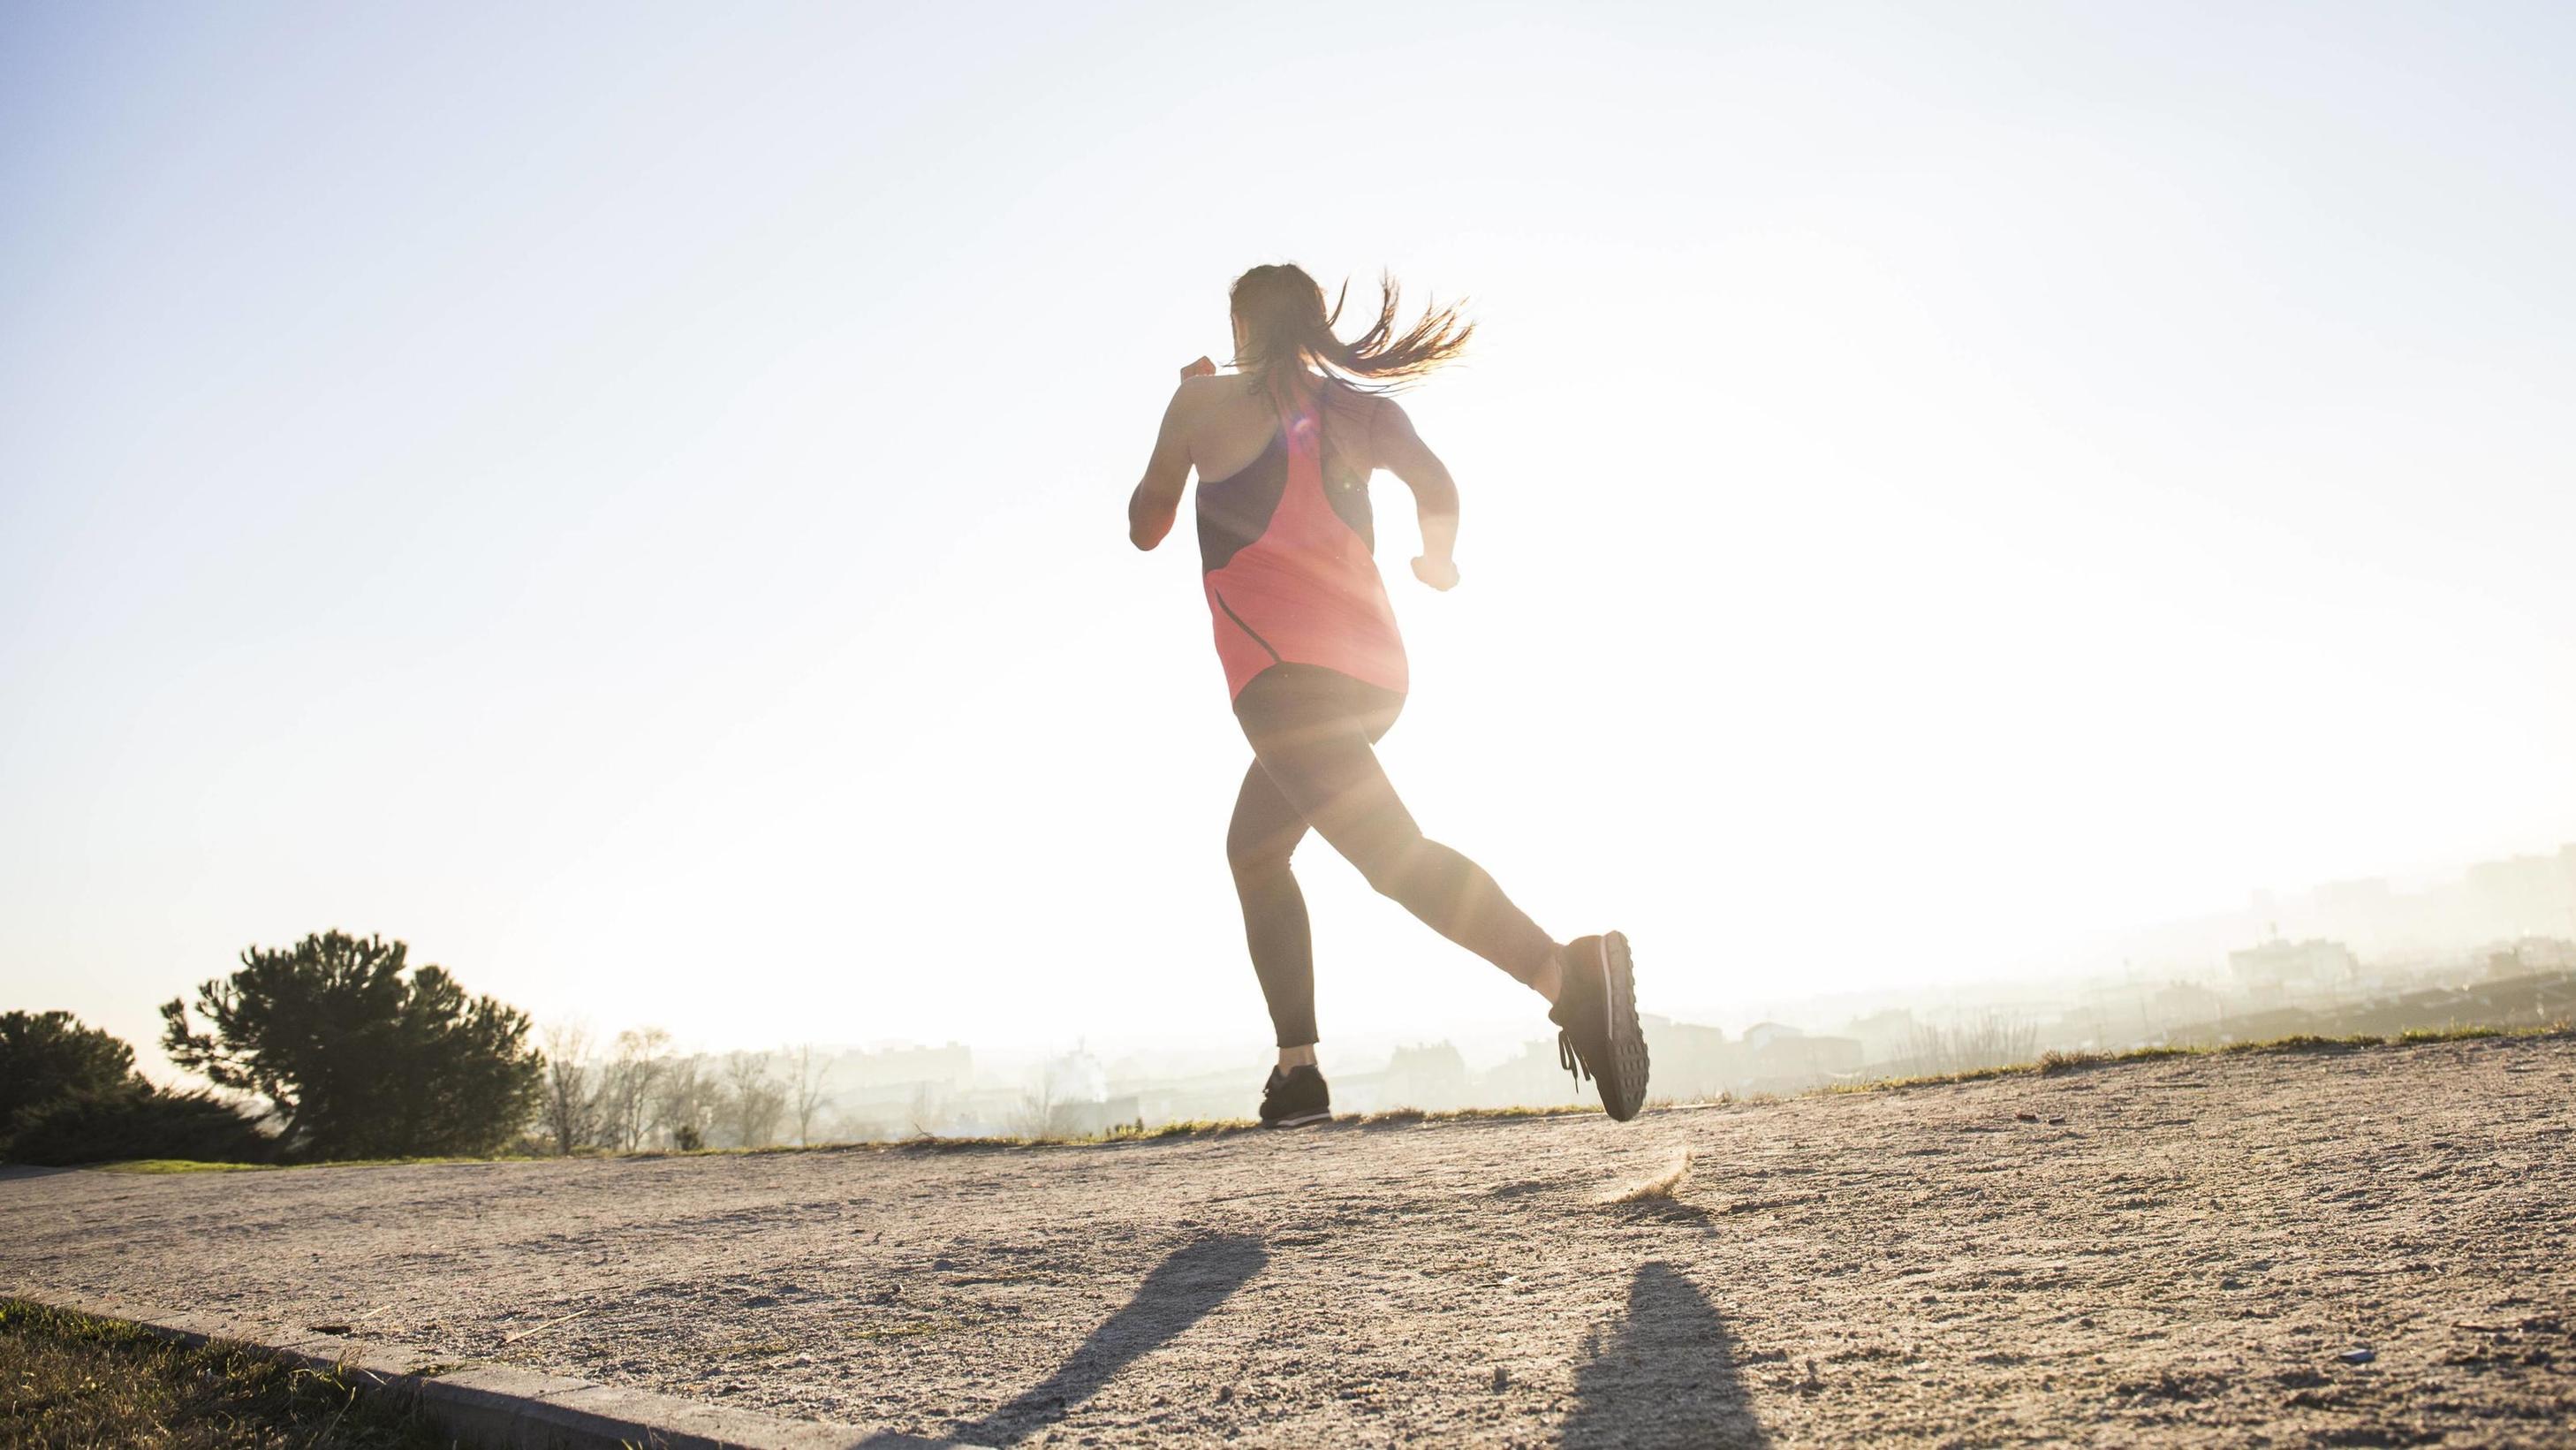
[1225, 664, 1558, 1048]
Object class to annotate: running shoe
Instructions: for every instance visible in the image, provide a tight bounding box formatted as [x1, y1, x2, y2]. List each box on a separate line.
[1258, 1065, 1331, 1128]
[1549, 931, 1649, 1121]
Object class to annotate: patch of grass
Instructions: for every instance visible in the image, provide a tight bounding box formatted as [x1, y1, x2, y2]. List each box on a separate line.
[281, 1156, 547, 1172]
[0, 1297, 460, 1448]
[2218, 1032, 2384, 1054]
[92, 1159, 279, 1175]
[88, 1154, 551, 1176]
[2398, 1023, 2504, 1043]
[1094, 1117, 1257, 1142]
[2047, 1043, 2197, 1071]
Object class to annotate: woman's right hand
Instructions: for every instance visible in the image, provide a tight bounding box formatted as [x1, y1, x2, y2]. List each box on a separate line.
[1411, 555, 1460, 591]
[1179, 356, 1216, 381]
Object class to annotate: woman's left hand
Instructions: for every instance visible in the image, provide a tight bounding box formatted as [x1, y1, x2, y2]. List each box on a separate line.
[1411, 555, 1460, 591]
[1180, 356, 1216, 381]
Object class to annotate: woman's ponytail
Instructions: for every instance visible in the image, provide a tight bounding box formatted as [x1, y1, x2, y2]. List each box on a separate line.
[1231, 265, 1472, 398]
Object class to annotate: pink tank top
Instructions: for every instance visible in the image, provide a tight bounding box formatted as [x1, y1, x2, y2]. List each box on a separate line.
[1195, 388, 1408, 700]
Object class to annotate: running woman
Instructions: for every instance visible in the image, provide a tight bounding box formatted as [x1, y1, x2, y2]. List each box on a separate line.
[1126, 263, 1649, 1127]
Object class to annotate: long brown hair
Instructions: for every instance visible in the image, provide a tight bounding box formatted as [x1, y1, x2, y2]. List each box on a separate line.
[1229, 264, 1473, 403]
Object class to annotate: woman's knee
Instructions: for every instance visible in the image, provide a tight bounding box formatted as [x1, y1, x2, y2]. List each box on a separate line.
[1343, 823, 1436, 900]
[1227, 821, 1301, 881]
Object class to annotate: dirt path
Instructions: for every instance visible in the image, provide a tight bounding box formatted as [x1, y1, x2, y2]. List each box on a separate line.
[8, 1036, 2572, 1446]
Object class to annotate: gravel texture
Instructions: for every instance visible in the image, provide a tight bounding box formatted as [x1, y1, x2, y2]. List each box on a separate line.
[7, 1035, 2573, 1446]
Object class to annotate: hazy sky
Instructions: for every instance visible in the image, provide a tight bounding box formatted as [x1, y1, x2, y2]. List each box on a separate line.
[6, 2, 2572, 1076]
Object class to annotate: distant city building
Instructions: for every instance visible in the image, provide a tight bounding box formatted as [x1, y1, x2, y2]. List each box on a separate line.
[821, 1043, 979, 1139]
[1740, 1021, 1863, 1093]
[2149, 980, 2224, 1026]
[1380, 1042, 1470, 1111]
[2228, 936, 2359, 991]
[1042, 1047, 1108, 1106]
[1842, 1009, 1918, 1066]
[2466, 850, 2576, 938]
[1475, 1039, 1592, 1109]
[1640, 1015, 1734, 1101]
[2482, 937, 2576, 979]
[1742, 1021, 1801, 1052]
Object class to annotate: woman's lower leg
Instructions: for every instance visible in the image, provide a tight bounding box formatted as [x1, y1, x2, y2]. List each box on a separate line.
[1355, 831, 1563, 992]
[1227, 755, 1325, 1055]
[1233, 859, 1321, 1051]
[1527, 953, 1565, 1006]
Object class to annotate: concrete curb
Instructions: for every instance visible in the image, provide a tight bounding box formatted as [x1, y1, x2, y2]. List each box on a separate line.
[5, 1287, 943, 1449]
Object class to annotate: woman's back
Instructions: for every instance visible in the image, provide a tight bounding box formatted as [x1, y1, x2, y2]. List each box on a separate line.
[1177, 375, 1386, 495]
[1192, 375, 1405, 700]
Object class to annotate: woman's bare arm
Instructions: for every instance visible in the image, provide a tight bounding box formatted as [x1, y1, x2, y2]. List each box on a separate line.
[1126, 372, 1203, 550]
[1373, 398, 1461, 590]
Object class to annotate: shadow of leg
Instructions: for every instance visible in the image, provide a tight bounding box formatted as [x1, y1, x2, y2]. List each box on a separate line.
[1561, 1261, 1769, 1450]
[935, 1234, 1269, 1447]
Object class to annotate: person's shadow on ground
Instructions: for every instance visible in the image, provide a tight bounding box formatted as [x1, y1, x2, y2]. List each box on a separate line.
[853, 1241, 1762, 1449]
[857, 1233, 1267, 1448]
[1560, 1261, 1769, 1449]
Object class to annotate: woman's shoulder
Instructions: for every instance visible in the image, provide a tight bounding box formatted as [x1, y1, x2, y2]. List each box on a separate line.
[1321, 384, 1403, 443]
[1171, 373, 1224, 404]
[1173, 372, 1272, 412]
[1313, 379, 1395, 415]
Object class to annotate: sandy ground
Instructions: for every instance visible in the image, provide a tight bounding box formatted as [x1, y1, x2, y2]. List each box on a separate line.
[7, 1036, 2573, 1447]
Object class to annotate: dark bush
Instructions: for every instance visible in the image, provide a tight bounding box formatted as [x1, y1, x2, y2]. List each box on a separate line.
[4, 1082, 273, 1166]
[0, 1011, 135, 1125]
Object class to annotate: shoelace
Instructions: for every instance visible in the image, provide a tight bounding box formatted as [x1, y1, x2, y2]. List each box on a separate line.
[1557, 1029, 1593, 1082]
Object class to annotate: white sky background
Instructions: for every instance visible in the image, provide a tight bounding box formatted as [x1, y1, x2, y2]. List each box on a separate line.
[4, 2, 2572, 1075]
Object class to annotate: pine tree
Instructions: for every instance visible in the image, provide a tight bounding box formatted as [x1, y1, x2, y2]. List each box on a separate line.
[160, 930, 542, 1160]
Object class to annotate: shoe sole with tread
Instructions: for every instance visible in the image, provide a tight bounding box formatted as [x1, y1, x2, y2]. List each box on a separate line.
[1596, 930, 1649, 1121]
